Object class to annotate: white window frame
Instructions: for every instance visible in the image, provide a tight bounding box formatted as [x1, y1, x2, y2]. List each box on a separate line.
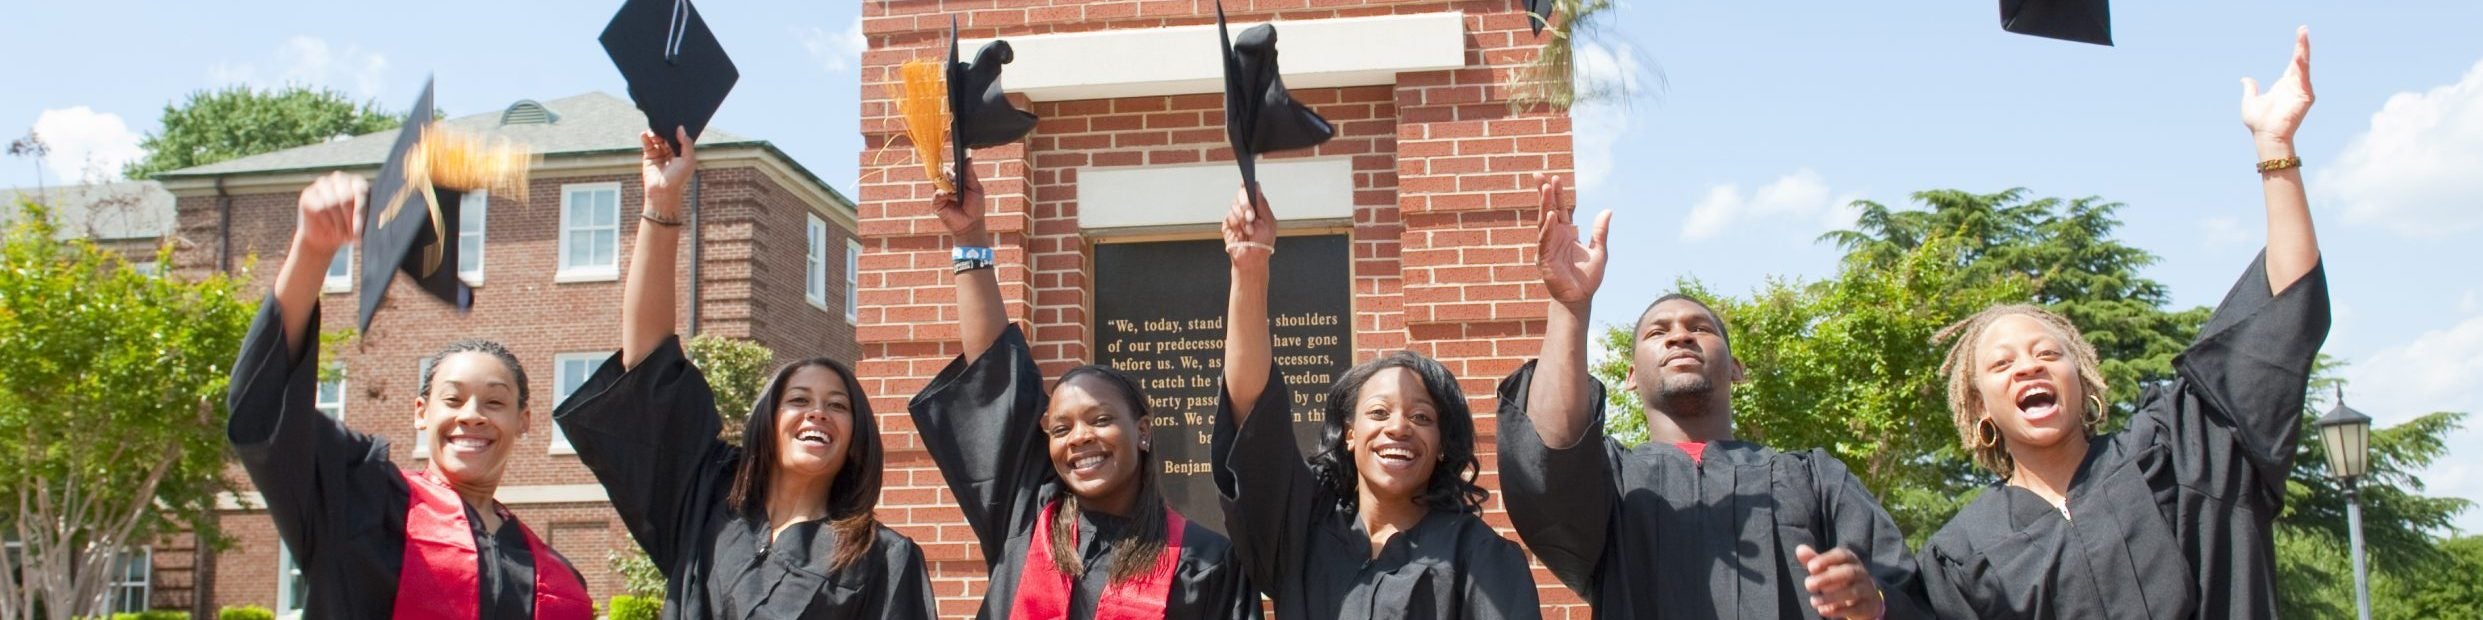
[845, 238, 862, 323]
[106, 546, 151, 613]
[322, 243, 353, 293]
[275, 542, 307, 619]
[806, 214, 830, 310]
[555, 182, 622, 282]
[315, 372, 345, 423]
[412, 358, 432, 459]
[548, 352, 602, 455]
[458, 189, 488, 286]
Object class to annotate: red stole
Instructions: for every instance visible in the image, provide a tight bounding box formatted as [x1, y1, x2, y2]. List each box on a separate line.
[391, 470, 594, 619]
[1007, 501, 1189, 620]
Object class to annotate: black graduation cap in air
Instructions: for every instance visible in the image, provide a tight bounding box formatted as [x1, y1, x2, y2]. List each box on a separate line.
[358, 79, 471, 331]
[2000, 0, 2113, 46]
[600, 0, 740, 154]
[945, 18, 1040, 190]
[1521, 0, 1553, 37]
[1217, 1, 1335, 191]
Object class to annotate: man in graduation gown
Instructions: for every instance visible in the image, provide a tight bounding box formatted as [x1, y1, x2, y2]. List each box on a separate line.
[228, 172, 592, 619]
[1495, 175, 1931, 619]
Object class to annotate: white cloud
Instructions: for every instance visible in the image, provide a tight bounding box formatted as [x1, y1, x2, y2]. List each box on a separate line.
[2319, 58, 2483, 238]
[2343, 312, 2483, 533]
[1569, 39, 1644, 193]
[29, 107, 145, 184]
[801, 19, 869, 75]
[206, 36, 390, 99]
[1680, 169, 1856, 241]
[2198, 215, 2251, 248]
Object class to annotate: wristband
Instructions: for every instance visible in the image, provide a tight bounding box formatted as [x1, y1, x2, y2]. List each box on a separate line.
[952, 245, 995, 274]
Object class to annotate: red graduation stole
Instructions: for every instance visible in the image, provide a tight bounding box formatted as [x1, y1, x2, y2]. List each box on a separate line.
[391, 469, 594, 619]
[1007, 500, 1189, 620]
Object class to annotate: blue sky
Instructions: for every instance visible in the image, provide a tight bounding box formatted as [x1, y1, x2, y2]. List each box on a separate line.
[9, 1, 2479, 532]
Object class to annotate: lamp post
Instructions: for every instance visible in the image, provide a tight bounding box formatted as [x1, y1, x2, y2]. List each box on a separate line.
[2314, 387, 2374, 620]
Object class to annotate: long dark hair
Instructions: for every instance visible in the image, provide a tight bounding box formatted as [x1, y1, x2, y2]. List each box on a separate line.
[723, 357, 883, 571]
[1309, 351, 1490, 515]
[1044, 364, 1170, 585]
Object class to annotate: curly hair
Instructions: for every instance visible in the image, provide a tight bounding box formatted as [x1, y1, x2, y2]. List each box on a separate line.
[1310, 351, 1491, 516]
[1934, 304, 2110, 478]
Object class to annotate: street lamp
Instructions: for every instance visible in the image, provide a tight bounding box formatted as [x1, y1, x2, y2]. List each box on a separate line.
[2314, 387, 2373, 620]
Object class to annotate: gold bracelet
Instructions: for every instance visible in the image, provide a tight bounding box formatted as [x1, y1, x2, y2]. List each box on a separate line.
[2256, 157, 2302, 173]
[640, 210, 684, 227]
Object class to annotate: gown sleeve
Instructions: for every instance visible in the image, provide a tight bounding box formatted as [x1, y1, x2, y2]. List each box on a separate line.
[1917, 541, 1982, 620]
[550, 335, 732, 571]
[872, 532, 941, 620]
[1810, 452, 1931, 619]
[1490, 360, 1619, 597]
[1457, 533, 1545, 620]
[2152, 253, 2331, 502]
[905, 325, 1053, 566]
[1209, 361, 1322, 593]
[226, 296, 401, 567]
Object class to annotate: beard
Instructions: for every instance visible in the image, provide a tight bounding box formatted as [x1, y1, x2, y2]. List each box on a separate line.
[1641, 370, 1721, 413]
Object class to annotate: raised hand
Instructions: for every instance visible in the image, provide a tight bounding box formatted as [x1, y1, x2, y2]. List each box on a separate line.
[1797, 544, 1885, 620]
[641, 127, 697, 217]
[1223, 186, 1276, 267]
[295, 171, 367, 257]
[2241, 27, 2315, 154]
[1533, 173, 1610, 308]
[931, 173, 990, 243]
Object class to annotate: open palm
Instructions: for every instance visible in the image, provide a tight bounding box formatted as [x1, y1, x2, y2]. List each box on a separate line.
[1534, 174, 1610, 305]
[2241, 27, 2315, 144]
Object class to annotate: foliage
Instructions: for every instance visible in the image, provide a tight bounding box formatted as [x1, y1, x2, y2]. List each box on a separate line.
[213, 606, 273, 620]
[0, 197, 253, 619]
[684, 335, 774, 443]
[122, 85, 399, 180]
[99, 611, 188, 620]
[608, 545, 667, 600]
[2273, 376, 2474, 617]
[606, 595, 663, 620]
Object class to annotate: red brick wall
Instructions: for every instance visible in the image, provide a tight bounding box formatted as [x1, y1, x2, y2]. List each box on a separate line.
[857, 0, 1578, 616]
[170, 154, 860, 611]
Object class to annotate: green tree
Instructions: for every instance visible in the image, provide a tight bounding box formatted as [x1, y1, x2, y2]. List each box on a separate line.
[0, 198, 252, 619]
[683, 335, 774, 443]
[122, 85, 399, 180]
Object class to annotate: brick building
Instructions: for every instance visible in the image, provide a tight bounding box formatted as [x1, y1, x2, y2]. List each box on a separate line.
[853, 0, 1579, 617]
[143, 91, 861, 616]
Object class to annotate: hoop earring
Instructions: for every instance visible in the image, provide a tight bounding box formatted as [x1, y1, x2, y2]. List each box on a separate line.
[2083, 394, 2107, 430]
[1976, 418, 2001, 448]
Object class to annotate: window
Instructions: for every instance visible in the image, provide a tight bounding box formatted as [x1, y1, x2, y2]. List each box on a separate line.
[275, 542, 307, 618]
[315, 372, 345, 423]
[322, 244, 352, 292]
[557, 183, 621, 281]
[412, 358, 432, 459]
[549, 353, 602, 454]
[805, 214, 829, 309]
[458, 190, 488, 285]
[845, 238, 862, 323]
[132, 261, 160, 277]
[106, 547, 150, 613]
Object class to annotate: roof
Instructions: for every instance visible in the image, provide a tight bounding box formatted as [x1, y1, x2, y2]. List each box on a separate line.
[151, 92, 849, 212]
[1, 181, 176, 241]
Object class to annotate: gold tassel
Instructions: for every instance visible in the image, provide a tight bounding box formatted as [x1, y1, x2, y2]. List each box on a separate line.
[417, 124, 536, 197]
[893, 58, 953, 194]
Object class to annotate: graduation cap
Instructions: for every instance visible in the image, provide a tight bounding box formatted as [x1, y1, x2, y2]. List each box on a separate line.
[944, 18, 1039, 191]
[600, 0, 740, 154]
[2000, 0, 2112, 46]
[1217, 2, 1335, 192]
[1521, 0, 1553, 37]
[357, 79, 533, 331]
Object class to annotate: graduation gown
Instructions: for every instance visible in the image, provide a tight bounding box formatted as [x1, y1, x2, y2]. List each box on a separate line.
[906, 326, 1262, 620]
[552, 336, 938, 620]
[1918, 255, 2330, 619]
[1211, 365, 1542, 619]
[226, 298, 588, 619]
[1495, 361, 1932, 619]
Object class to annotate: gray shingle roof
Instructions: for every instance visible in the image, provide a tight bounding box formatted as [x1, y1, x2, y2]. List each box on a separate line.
[153, 92, 760, 179]
[1, 181, 176, 241]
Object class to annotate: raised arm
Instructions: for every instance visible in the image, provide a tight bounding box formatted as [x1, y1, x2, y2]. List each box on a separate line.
[936, 176, 1008, 361]
[1222, 187, 1276, 425]
[1521, 174, 1611, 449]
[620, 127, 695, 369]
[273, 172, 366, 357]
[2241, 26, 2321, 292]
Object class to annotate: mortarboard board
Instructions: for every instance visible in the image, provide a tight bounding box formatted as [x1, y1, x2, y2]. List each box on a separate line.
[944, 18, 1040, 191]
[1217, 1, 1335, 193]
[600, 0, 740, 154]
[2000, 0, 2112, 46]
[1521, 0, 1553, 37]
[357, 78, 533, 331]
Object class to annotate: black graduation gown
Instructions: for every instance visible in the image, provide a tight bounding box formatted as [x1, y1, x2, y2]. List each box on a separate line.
[1211, 366, 1542, 619]
[1494, 361, 1932, 619]
[227, 297, 574, 619]
[552, 336, 938, 620]
[1918, 255, 2330, 619]
[906, 326, 1262, 620]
